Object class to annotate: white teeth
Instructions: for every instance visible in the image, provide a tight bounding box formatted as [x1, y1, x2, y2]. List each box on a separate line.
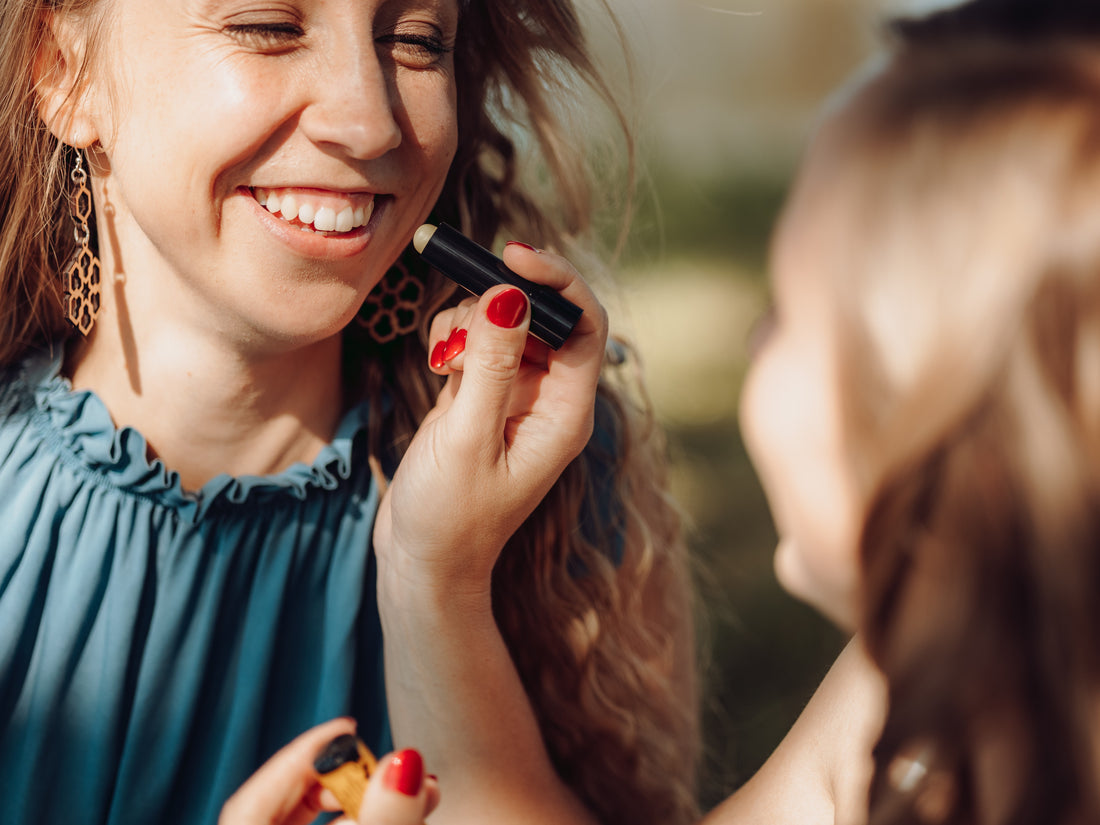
[314, 206, 337, 232]
[335, 207, 354, 233]
[279, 194, 299, 222]
[253, 188, 374, 233]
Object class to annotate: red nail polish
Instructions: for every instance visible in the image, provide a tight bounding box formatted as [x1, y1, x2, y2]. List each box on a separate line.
[443, 328, 467, 361]
[505, 240, 539, 253]
[383, 749, 424, 797]
[430, 340, 447, 370]
[487, 288, 528, 329]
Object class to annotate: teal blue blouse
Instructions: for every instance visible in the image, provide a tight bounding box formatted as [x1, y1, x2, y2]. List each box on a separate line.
[0, 346, 390, 824]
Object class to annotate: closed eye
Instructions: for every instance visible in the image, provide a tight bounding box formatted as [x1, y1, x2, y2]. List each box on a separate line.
[226, 22, 305, 53]
[377, 32, 452, 68]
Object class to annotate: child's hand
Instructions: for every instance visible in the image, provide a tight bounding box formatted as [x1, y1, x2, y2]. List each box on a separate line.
[218, 719, 439, 825]
[372, 243, 609, 597]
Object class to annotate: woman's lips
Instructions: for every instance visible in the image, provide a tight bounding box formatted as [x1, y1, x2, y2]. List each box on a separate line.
[250, 187, 375, 235]
[241, 186, 389, 259]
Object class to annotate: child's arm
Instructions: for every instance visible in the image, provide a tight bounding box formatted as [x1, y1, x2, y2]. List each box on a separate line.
[703, 638, 886, 825]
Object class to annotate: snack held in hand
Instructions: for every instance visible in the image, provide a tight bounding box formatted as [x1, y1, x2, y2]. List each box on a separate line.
[314, 733, 378, 818]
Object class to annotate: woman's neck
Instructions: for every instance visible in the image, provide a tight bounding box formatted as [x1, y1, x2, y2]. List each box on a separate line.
[65, 323, 346, 492]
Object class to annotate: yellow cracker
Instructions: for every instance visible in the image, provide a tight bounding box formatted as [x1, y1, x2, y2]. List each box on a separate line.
[314, 734, 377, 819]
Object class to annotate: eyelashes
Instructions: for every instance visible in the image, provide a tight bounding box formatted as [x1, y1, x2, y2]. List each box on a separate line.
[376, 32, 453, 67]
[225, 24, 452, 67]
[225, 22, 305, 51]
[377, 33, 451, 56]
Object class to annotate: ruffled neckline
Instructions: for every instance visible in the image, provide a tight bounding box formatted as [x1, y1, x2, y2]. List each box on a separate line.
[20, 346, 371, 523]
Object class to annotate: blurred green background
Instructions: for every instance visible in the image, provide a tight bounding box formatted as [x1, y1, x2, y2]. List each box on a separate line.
[584, 0, 897, 809]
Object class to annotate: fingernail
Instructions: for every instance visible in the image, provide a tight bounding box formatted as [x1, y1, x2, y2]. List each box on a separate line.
[505, 240, 541, 253]
[487, 288, 528, 329]
[430, 340, 448, 370]
[443, 328, 467, 361]
[383, 749, 424, 797]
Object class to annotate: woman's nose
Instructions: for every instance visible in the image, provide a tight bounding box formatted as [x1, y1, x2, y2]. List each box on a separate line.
[299, 43, 402, 159]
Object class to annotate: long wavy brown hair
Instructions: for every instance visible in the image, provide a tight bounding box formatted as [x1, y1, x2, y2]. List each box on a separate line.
[794, 35, 1100, 825]
[0, 2, 699, 824]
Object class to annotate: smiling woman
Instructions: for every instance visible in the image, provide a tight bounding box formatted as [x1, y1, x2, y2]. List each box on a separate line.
[0, 1, 697, 825]
[58, 0, 459, 369]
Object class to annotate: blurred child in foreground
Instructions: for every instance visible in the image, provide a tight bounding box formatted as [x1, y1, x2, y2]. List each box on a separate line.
[710, 3, 1100, 823]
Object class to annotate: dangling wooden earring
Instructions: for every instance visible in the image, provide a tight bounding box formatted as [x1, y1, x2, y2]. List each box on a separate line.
[355, 258, 423, 344]
[63, 149, 101, 335]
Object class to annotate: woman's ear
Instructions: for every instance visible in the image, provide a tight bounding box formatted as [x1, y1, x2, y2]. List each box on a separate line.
[32, 11, 100, 148]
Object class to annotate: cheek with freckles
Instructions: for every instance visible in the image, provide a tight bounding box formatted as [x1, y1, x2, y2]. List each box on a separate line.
[393, 67, 458, 190]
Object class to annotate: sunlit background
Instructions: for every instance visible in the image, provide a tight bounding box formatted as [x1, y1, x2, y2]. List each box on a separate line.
[581, 0, 939, 808]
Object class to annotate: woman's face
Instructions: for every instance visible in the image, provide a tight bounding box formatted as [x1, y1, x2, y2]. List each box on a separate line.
[77, 0, 459, 347]
[738, 176, 862, 630]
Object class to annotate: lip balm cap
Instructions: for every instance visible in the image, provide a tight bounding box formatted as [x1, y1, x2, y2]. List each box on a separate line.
[413, 224, 437, 254]
[413, 222, 582, 349]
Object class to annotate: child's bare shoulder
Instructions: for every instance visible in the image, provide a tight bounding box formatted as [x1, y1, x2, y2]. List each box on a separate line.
[702, 639, 885, 825]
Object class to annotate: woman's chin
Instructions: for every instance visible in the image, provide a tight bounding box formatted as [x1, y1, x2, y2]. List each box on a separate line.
[773, 536, 859, 633]
[243, 298, 365, 346]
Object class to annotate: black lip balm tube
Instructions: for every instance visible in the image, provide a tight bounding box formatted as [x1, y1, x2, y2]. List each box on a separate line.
[413, 222, 583, 350]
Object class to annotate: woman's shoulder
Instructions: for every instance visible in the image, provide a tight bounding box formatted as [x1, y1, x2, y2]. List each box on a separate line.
[0, 346, 55, 420]
[0, 347, 69, 466]
[0, 343, 379, 524]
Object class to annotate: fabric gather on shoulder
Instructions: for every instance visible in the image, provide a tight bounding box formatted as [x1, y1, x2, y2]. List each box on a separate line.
[12, 345, 371, 523]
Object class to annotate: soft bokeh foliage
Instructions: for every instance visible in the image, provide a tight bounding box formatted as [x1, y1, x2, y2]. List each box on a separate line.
[593, 0, 884, 805]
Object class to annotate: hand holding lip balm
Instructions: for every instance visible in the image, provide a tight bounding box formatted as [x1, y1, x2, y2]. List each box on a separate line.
[412, 222, 583, 349]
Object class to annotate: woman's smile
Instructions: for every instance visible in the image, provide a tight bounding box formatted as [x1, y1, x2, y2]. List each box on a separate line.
[243, 183, 389, 262]
[237, 186, 389, 261]
[68, 0, 458, 343]
[251, 187, 376, 234]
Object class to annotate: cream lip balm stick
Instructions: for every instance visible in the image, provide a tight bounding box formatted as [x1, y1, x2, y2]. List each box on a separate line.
[413, 222, 583, 349]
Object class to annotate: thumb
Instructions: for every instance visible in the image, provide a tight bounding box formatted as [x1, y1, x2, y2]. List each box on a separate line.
[218, 718, 356, 825]
[356, 750, 432, 825]
[448, 285, 530, 445]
